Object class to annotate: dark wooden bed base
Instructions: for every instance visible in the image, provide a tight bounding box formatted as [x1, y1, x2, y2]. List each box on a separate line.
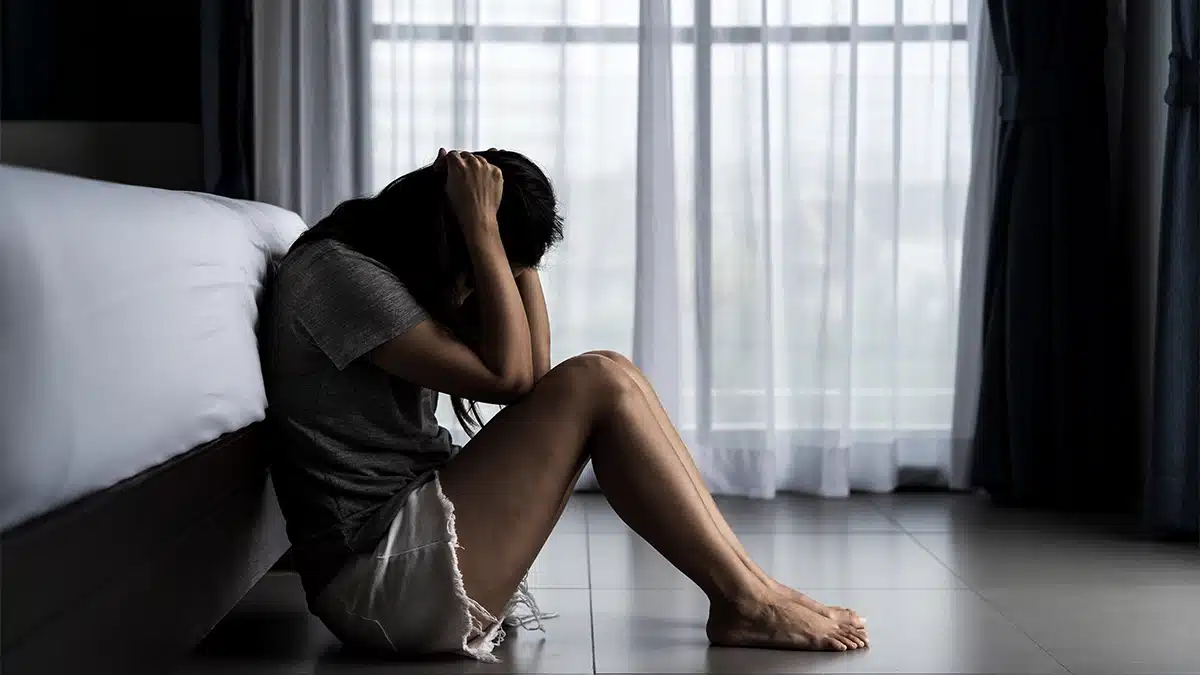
[1, 423, 291, 675]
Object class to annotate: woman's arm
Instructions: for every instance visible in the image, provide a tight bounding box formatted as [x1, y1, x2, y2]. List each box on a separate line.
[370, 151, 534, 403]
[517, 269, 551, 380]
[465, 223, 534, 391]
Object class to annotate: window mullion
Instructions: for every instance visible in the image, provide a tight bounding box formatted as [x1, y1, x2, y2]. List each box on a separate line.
[695, 0, 714, 442]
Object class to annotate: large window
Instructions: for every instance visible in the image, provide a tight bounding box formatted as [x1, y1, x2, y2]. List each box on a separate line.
[370, 0, 970, 435]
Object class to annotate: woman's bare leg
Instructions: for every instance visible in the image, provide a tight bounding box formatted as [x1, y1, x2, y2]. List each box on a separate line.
[586, 350, 865, 628]
[439, 354, 867, 650]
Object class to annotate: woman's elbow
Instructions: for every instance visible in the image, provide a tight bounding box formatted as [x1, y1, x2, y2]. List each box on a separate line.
[490, 372, 536, 404]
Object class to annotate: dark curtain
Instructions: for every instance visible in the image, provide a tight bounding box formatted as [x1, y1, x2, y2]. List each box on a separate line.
[200, 0, 253, 199]
[971, 0, 1138, 511]
[1146, 0, 1200, 540]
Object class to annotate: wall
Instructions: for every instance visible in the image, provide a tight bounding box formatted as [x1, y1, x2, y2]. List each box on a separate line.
[1, 122, 202, 191]
[1120, 0, 1171, 476]
[0, 0, 204, 190]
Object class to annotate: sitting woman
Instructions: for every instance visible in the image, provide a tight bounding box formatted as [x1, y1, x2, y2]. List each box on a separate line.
[261, 149, 869, 663]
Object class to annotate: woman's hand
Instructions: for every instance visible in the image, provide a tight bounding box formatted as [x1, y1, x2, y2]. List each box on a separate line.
[433, 148, 534, 397]
[441, 148, 503, 235]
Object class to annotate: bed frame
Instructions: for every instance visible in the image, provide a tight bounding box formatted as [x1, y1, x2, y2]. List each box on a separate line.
[1, 423, 291, 675]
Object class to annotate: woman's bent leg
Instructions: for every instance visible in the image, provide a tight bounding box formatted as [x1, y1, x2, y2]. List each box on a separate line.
[437, 355, 603, 617]
[585, 350, 865, 628]
[439, 354, 867, 651]
[440, 354, 761, 615]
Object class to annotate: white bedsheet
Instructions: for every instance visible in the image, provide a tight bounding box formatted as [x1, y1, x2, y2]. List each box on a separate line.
[0, 166, 306, 532]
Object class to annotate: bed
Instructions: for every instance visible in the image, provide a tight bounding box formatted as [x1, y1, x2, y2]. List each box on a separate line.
[0, 165, 304, 675]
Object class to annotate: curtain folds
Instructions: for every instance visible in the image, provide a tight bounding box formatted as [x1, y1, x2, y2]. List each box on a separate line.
[950, 0, 1000, 490]
[971, 0, 1138, 510]
[1146, 0, 1200, 539]
[252, 0, 372, 224]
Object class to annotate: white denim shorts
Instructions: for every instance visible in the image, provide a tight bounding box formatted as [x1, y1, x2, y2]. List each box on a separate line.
[312, 473, 553, 663]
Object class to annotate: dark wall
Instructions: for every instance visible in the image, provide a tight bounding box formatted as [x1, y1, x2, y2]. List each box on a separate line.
[0, 0, 206, 190]
[1, 0, 201, 122]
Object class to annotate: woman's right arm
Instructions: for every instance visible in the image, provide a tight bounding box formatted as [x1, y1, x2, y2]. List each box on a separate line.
[368, 151, 535, 404]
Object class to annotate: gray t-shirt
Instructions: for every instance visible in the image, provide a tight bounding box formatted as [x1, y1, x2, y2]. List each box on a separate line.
[261, 239, 456, 604]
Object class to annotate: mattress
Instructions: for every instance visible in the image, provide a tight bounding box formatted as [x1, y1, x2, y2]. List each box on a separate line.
[0, 165, 306, 531]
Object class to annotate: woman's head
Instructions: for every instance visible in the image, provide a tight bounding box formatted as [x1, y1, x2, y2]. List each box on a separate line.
[291, 149, 562, 318]
[290, 147, 556, 314]
[290, 149, 561, 431]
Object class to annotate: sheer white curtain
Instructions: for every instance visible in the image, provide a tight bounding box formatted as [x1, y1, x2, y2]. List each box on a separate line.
[369, 0, 972, 497]
[254, 0, 371, 226]
[949, 0, 997, 490]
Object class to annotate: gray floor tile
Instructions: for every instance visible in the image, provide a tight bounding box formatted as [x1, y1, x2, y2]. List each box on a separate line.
[554, 494, 592, 534]
[913, 529, 1200, 589]
[587, 493, 899, 534]
[871, 492, 1133, 534]
[588, 531, 965, 590]
[831, 588, 1069, 674]
[590, 587, 1067, 674]
[527, 531, 590, 589]
[981, 585, 1200, 675]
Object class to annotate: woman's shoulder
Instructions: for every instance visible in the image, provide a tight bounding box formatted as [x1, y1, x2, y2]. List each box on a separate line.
[269, 237, 419, 333]
[267, 240, 346, 321]
[274, 240, 360, 295]
[278, 237, 345, 273]
[279, 238, 394, 280]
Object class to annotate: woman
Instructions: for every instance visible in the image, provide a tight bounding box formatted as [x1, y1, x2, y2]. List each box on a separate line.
[262, 149, 869, 662]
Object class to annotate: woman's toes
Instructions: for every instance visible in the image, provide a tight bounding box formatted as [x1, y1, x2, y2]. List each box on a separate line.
[842, 625, 869, 648]
[824, 635, 850, 651]
[837, 629, 858, 649]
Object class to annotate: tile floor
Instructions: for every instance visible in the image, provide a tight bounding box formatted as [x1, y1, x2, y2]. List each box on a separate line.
[177, 492, 1200, 675]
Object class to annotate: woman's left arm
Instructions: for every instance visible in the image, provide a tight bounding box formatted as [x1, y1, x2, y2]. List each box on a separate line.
[517, 269, 552, 380]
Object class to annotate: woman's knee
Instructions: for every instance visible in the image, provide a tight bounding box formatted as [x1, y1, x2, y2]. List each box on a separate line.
[584, 349, 636, 371]
[541, 353, 637, 405]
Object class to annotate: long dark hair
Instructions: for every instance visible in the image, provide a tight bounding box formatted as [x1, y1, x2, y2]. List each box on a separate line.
[290, 150, 563, 433]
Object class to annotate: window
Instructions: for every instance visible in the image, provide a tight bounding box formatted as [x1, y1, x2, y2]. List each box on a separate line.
[370, 1, 970, 435]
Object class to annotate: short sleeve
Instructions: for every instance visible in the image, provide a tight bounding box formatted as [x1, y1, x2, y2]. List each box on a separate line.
[293, 246, 429, 370]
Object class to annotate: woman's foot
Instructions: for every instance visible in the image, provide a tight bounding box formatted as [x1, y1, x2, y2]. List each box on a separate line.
[706, 593, 869, 651]
[774, 582, 866, 628]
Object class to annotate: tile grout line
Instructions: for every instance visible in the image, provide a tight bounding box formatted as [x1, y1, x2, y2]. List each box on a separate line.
[584, 497, 598, 675]
[880, 499, 1075, 675]
[950, 578, 1076, 675]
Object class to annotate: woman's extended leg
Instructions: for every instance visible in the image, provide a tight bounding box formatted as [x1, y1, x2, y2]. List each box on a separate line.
[585, 350, 865, 627]
[439, 354, 868, 651]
